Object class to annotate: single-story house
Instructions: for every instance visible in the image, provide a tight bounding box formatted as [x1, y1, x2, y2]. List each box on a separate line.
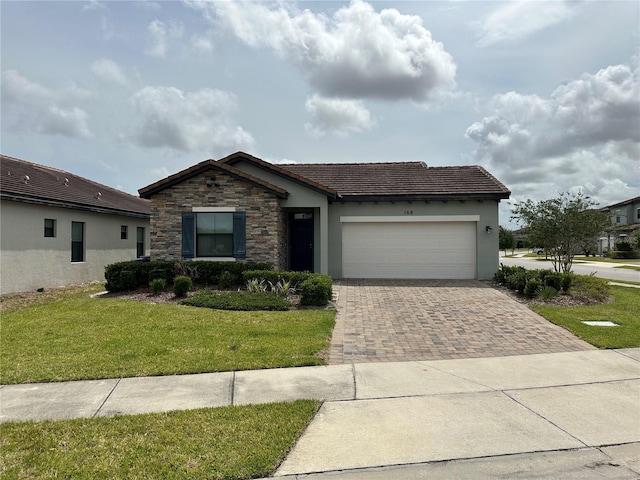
[139, 152, 510, 280]
[0, 154, 150, 294]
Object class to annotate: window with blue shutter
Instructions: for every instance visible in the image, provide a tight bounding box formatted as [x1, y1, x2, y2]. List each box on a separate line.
[182, 212, 195, 258]
[183, 211, 246, 259]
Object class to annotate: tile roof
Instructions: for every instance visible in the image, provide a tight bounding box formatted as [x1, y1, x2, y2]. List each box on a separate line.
[1, 154, 150, 217]
[138, 158, 288, 199]
[281, 162, 511, 199]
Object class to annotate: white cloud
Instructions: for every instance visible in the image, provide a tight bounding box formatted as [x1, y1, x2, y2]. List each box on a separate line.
[128, 85, 254, 152]
[145, 19, 183, 58]
[304, 95, 373, 137]
[475, 1, 577, 47]
[1, 70, 93, 139]
[91, 58, 128, 86]
[190, 0, 456, 102]
[466, 62, 640, 206]
[191, 33, 215, 53]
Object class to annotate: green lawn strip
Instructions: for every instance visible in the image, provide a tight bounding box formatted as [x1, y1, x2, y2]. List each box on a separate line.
[531, 286, 640, 348]
[0, 400, 320, 480]
[1, 296, 335, 384]
[615, 265, 640, 271]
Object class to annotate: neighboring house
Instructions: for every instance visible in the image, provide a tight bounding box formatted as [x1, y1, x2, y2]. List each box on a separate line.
[0, 154, 150, 294]
[139, 151, 510, 280]
[599, 196, 640, 253]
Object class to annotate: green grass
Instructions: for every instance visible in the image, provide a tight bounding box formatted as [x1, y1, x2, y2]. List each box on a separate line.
[1, 286, 335, 384]
[531, 286, 640, 348]
[0, 400, 319, 480]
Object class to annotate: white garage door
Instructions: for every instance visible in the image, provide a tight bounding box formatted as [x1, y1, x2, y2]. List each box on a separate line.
[342, 221, 476, 279]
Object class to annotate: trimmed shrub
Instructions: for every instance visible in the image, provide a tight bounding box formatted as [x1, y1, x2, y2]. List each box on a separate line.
[182, 290, 291, 311]
[560, 272, 573, 293]
[299, 274, 333, 306]
[119, 270, 138, 291]
[523, 278, 541, 298]
[571, 275, 611, 302]
[609, 250, 638, 259]
[149, 278, 166, 295]
[218, 270, 237, 289]
[173, 276, 192, 297]
[542, 272, 563, 291]
[105, 260, 272, 292]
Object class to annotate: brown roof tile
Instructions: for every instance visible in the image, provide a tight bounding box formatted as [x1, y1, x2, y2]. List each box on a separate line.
[281, 162, 511, 199]
[1, 154, 150, 217]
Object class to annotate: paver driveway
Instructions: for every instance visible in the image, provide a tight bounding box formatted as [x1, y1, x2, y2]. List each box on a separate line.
[327, 279, 594, 364]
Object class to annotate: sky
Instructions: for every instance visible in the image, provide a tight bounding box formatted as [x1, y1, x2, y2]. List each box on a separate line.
[1, 0, 639, 228]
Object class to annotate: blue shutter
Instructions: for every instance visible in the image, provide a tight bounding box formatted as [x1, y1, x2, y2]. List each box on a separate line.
[182, 212, 195, 259]
[233, 211, 246, 259]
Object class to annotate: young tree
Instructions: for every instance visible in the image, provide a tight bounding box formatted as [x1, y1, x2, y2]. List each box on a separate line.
[498, 226, 515, 255]
[511, 192, 609, 273]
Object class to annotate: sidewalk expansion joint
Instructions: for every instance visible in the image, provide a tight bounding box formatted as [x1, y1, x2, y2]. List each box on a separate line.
[501, 390, 588, 448]
[350, 363, 357, 400]
[93, 378, 121, 418]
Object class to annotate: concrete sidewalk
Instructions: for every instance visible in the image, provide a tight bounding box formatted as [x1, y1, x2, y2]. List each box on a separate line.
[1, 349, 639, 478]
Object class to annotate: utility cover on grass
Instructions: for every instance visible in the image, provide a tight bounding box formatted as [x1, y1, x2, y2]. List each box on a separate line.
[581, 321, 619, 327]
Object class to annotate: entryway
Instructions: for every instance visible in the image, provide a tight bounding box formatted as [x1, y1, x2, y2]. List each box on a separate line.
[288, 212, 314, 271]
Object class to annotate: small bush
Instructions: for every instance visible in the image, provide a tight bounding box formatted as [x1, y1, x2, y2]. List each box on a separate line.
[542, 272, 563, 291]
[571, 275, 611, 302]
[149, 266, 173, 284]
[149, 278, 166, 295]
[523, 278, 541, 298]
[609, 250, 638, 259]
[299, 274, 333, 306]
[615, 241, 633, 252]
[173, 276, 192, 297]
[182, 290, 291, 311]
[219, 270, 237, 289]
[560, 272, 573, 293]
[537, 285, 557, 299]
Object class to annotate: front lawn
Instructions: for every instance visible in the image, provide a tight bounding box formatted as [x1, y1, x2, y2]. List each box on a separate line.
[531, 286, 640, 348]
[0, 400, 319, 480]
[0, 285, 335, 384]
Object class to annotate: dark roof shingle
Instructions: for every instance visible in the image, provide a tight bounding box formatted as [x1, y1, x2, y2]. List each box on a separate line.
[281, 162, 510, 199]
[1, 154, 150, 217]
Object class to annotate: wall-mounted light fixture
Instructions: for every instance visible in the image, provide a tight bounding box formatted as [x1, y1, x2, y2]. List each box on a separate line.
[206, 176, 220, 188]
[485, 225, 493, 234]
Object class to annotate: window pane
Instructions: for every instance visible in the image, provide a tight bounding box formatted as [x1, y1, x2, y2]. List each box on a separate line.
[44, 219, 55, 237]
[197, 213, 216, 234]
[215, 214, 233, 234]
[72, 222, 83, 241]
[121, 225, 128, 240]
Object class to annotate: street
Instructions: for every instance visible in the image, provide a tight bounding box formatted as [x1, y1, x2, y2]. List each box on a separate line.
[499, 253, 640, 283]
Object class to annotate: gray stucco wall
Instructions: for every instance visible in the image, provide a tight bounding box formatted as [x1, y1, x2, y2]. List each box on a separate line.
[0, 200, 150, 294]
[326, 200, 501, 280]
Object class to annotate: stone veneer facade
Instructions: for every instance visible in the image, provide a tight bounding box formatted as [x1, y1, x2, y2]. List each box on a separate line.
[148, 170, 287, 269]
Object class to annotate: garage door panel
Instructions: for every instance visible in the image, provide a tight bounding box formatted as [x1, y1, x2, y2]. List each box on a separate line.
[342, 222, 476, 279]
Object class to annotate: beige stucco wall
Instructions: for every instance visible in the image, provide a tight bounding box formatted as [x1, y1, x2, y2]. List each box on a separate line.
[0, 200, 150, 294]
[327, 199, 501, 280]
[147, 170, 286, 268]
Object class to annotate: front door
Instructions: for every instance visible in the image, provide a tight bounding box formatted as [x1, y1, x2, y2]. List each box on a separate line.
[289, 212, 314, 271]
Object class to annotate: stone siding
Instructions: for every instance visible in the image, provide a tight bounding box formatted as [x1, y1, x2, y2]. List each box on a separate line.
[149, 171, 286, 269]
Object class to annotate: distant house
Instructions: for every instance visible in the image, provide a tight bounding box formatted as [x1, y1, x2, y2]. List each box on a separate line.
[0, 154, 150, 294]
[139, 151, 510, 280]
[599, 196, 640, 253]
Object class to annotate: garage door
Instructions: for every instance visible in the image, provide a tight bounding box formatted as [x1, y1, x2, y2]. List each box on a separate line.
[342, 221, 476, 279]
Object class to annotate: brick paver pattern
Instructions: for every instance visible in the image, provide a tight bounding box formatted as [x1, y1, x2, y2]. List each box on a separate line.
[328, 279, 595, 364]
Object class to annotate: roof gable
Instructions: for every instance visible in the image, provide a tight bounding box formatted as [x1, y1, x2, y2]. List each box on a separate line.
[1, 154, 150, 217]
[138, 158, 288, 199]
[218, 151, 337, 197]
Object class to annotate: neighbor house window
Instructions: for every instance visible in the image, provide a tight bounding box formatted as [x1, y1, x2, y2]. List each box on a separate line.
[71, 222, 84, 262]
[616, 216, 621, 224]
[181, 211, 245, 259]
[136, 227, 145, 257]
[637, 208, 640, 220]
[121, 225, 128, 240]
[44, 219, 56, 237]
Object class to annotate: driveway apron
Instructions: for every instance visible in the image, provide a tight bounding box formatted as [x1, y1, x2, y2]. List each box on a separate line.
[328, 279, 594, 364]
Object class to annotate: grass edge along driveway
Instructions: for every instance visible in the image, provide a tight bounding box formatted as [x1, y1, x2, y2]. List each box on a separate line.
[0, 284, 336, 385]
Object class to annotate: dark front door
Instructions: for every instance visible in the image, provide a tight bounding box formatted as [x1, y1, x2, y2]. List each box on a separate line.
[289, 212, 314, 271]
